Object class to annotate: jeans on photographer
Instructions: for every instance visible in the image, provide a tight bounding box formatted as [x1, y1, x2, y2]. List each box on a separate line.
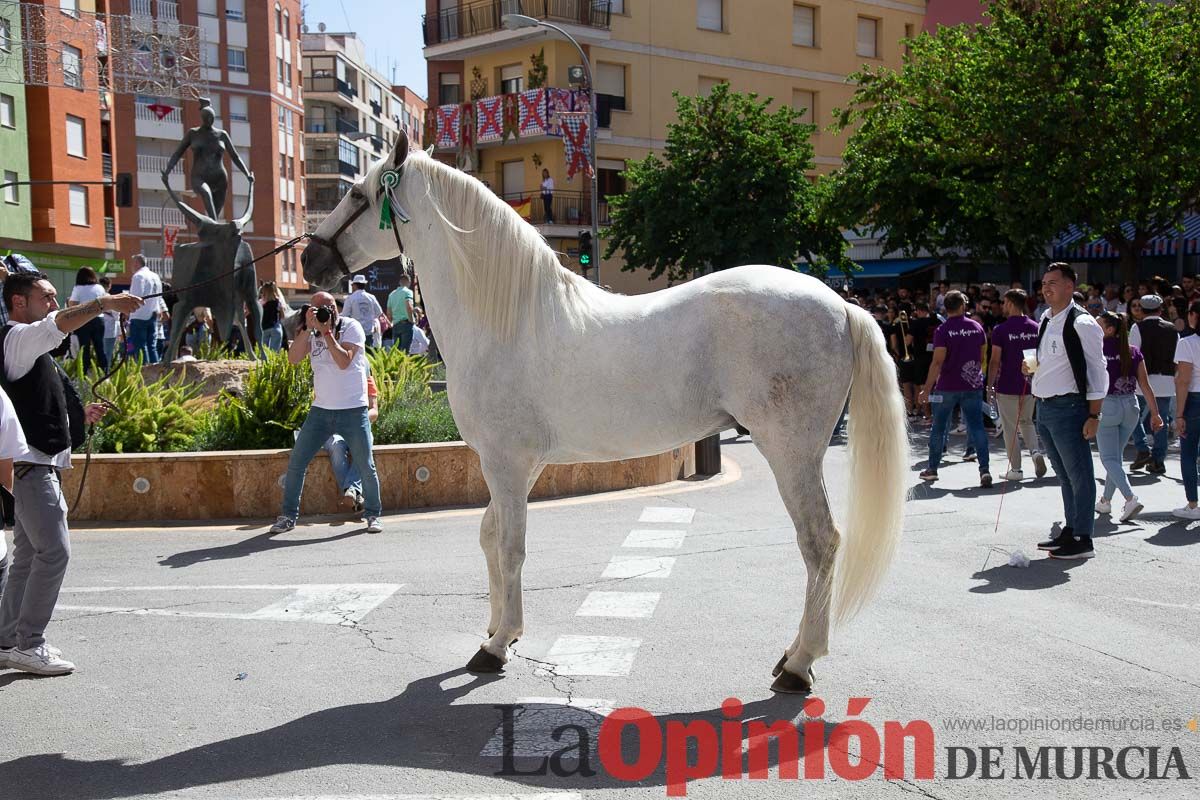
[282, 406, 381, 519]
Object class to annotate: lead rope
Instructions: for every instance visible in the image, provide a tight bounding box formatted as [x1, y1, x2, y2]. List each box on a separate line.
[70, 233, 311, 515]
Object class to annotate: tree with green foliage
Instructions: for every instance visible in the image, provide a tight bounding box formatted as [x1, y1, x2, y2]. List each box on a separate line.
[603, 83, 847, 282]
[832, 0, 1200, 282]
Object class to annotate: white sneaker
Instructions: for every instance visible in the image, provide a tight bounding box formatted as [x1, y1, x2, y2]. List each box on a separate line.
[365, 516, 383, 534]
[1004, 469, 1024, 481]
[1033, 454, 1047, 478]
[1171, 505, 1200, 520]
[2, 643, 75, 676]
[954, 423, 966, 433]
[1095, 498, 1112, 515]
[269, 516, 296, 534]
[1119, 496, 1144, 523]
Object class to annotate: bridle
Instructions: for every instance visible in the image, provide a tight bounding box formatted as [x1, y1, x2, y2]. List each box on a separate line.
[307, 159, 410, 280]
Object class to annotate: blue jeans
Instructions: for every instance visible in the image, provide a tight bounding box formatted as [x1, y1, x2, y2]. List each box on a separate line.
[1097, 394, 1140, 502]
[128, 317, 159, 364]
[394, 321, 414, 353]
[1179, 393, 1200, 502]
[264, 325, 284, 351]
[281, 406, 381, 519]
[103, 337, 116, 365]
[928, 389, 989, 472]
[1131, 393, 1173, 461]
[1035, 394, 1096, 537]
[323, 434, 362, 496]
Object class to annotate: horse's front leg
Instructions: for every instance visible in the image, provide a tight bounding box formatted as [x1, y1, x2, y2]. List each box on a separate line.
[479, 501, 502, 637]
[467, 460, 539, 674]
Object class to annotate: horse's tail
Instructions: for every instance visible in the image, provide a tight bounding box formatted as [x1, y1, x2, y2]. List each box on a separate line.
[833, 304, 909, 625]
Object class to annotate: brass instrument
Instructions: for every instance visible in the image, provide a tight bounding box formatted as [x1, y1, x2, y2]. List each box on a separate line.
[897, 310, 914, 363]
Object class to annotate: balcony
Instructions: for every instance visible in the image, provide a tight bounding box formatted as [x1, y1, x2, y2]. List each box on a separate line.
[104, 216, 116, 246]
[101, 153, 113, 180]
[303, 76, 357, 103]
[145, 256, 173, 280]
[305, 211, 331, 232]
[134, 102, 183, 140]
[138, 205, 187, 229]
[503, 189, 596, 227]
[305, 116, 359, 136]
[431, 86, 589, 151]
[308, 159, 359, 178]
[137, 153, 185, 191]
[423, 0, 611, 52]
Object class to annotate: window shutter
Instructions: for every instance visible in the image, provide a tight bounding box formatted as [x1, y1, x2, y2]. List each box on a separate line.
[596, 63, 625, 98]
[791, 90, 815, 125]
[697, 0, 722, 31]
[793, 6, 814, 47]
[857, 18, 878, 58]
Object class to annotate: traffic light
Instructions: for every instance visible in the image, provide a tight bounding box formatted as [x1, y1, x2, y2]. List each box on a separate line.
[578, 230, 593, 271]
[115, 172, 134, 208]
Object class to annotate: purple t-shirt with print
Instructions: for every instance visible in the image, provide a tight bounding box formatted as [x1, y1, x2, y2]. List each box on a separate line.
[933, 315, 986, 392]
[990, 315, 1040, 395]
[1104, 338, 1143, 396]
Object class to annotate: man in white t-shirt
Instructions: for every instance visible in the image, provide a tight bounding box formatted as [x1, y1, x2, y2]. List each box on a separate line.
[343, 274, 384, 348]
[128, 255, 167, 364]
[270, 291, 383, 534]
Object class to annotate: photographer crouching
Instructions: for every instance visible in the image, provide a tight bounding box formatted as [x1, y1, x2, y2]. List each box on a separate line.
[270, 291, 383, 535]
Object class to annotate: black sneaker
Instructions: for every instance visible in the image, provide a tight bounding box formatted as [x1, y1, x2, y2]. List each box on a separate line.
[919, 469, 938, 482]
[1130, 451, 1152, 470]
[1148, 460, 1167, 475]
[1037, 527, 1073, 551]
[1049, 536, 1095, 560]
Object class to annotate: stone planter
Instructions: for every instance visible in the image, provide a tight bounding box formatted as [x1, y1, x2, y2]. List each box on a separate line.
[63, 442, 696, 522]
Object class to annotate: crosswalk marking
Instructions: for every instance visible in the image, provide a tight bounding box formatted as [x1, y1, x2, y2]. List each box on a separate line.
[638, 506, 695, 524]
[601, 555, 675, 579]
[480, 697, 614, 758]
[538, 635, 642, 676]
[622, 528, 686, 548]
[576, 591, 661, 618]
[241, 795, 582, 800]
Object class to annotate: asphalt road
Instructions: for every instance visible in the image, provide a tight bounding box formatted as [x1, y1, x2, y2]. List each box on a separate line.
[1, 427, 1197, 800]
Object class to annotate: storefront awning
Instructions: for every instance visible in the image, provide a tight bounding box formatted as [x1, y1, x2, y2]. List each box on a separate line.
[1052, 214, 1200, 261]
[849, 258, 940, 279]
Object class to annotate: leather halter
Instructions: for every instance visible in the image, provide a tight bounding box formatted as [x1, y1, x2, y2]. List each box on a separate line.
[308, 166, 406, 278]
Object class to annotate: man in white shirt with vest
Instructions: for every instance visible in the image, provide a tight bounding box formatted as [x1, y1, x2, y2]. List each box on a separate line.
[1127, 294, 1178, 475]
[1028, 263, 1109, 560]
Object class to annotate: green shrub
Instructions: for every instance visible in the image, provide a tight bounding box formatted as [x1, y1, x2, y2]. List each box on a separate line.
[193, 339, 250, 361]
[68, 358, 204, 454]
[199, 348, 313, 450]
[373, 383, 461, 445]
[366, 347, 436, 410]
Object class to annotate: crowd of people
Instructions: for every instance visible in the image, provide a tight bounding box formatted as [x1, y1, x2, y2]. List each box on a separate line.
[844, 263, 1200, 561]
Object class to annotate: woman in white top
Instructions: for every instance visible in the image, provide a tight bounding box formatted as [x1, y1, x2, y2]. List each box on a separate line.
[540, 168, 555, 224]
[1172, 300, 1200, 519]
[67, 267, 109, 372]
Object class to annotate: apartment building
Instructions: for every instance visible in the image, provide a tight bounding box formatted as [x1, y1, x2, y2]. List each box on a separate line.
[0, 3, 33, 247]
[393, 83, 427, 149]
[423, 0, 925, 295]
[109, 0, 305, 289]
[924, 0, 986, 30]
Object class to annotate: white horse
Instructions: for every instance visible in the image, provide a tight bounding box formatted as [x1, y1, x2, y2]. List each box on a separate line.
[302, 131, 908, 693]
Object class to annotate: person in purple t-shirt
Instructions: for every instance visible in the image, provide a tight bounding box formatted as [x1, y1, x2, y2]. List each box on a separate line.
[986, 288, 1047, 482]
[1095, 312, 1162, 523]
[917, 291, 991, 485]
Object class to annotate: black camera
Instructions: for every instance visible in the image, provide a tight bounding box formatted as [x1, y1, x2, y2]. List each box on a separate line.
[300, 304, 334, 329]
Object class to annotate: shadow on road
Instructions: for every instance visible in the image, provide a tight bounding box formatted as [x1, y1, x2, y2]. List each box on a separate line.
[0, 667, 830, 799]
[158, 527, 367, 568]
[969, 556, 1084, 594]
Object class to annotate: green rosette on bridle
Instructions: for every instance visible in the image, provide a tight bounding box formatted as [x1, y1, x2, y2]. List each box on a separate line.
[379, 169, 401, 229]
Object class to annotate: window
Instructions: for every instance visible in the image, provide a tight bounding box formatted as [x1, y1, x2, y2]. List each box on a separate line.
[68, 184, 88, 226]
[277, 105, 286, 130]
[0, 17, 10, 53]
[283, 10, 290, 39]
[0, 94, 13, 128]
[63, 44, 83, 89]
[60, 0, 79, 17]
[3, 171, 17, 205]
[338, 138, 357, 168]
[793, 5, 815, 47]
[229, 95, 248, 122]
[792, 89, 816, 126]
[501, 160, 524, 197]
[595, 62, 626, 127]
[276, 56, 284, 83]
[227, 47, 247, 72]
[698, 76, 727, 96]
[610, 0, 624, 13]
[275, 4, 282, 34]
[439, 73, 462, 105]
[500, 64, 523, 95]
[198, 0, 217, 17]
[66, 115, 86, 157]
[857, 17, 879, 59]
[905, 23, 914, 57]
[226, 0, 245, 22]
[697, 0, 722, 32]
[285, 108, 294, 133]
[201, 42, 219, 68]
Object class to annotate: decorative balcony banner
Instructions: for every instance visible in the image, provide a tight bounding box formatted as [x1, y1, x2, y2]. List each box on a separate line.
[424, 113, 438, 149]
[476, 95, 503, 143]
[518, 89, 549, 136]
[458, 103, 478, 172]
[560, 112, 593, 181]
[502, 93, 520, 142]
[435, 104, 461, 149]
[546, 88, 574, 137]
[162, 226, 179, 258]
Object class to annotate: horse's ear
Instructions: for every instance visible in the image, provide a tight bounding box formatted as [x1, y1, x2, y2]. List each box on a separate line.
[426, 144, 435, 156]
[392, 128, 410, 168]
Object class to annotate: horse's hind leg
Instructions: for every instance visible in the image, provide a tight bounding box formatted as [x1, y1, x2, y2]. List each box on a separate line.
[755, 436, 840, 694]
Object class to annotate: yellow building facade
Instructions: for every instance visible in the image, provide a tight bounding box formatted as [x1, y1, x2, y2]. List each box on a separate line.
[423, 0, 925, 295]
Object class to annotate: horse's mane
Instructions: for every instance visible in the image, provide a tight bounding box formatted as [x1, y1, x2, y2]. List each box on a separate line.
[396, 152, 603, 342]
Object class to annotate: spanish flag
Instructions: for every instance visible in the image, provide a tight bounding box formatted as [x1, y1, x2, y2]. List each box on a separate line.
[507, 196, 533, 220]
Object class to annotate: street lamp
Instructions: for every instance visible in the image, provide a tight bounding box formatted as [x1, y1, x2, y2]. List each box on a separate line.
[502, 12, 600, 285]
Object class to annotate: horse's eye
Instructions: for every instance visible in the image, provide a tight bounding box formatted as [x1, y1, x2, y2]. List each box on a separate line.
[350, 188, 365, 201]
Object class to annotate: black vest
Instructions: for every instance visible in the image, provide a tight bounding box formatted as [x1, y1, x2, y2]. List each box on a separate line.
[1036, 306, 1089, 397]
[0, 325, 86, 455]
[1135, 317, 1178, 377]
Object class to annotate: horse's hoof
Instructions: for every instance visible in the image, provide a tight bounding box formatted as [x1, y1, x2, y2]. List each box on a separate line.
[770, 667, 815, 695]
[771, 653, 787, 677]
[466, 648, 506, 674]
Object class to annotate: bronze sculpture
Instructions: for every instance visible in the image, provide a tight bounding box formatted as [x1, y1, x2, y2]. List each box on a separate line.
[162, 99, 253, 220]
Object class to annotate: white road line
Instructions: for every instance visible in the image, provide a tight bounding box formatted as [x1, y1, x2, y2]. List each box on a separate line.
[56, 584, 402, 625]
[622, 528, 686, 548]
[638, 506, 695, 524]
[601, 555, 675, 579]
[576, 591, 661, 618]
[480, 697, 614, 758]
[538, 635, 642, 676]
[240, 795, 582, 800]
[1119, 596, 1200, 611]
[59, 584, 398, 593]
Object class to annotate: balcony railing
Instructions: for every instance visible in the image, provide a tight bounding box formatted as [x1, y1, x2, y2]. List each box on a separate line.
[138, 206, 187, 229]
[303, 76, 356, 100]
[157, 0, 178, 23]
[305, 116, 359, 135]
[101, 153, 113, 179]
[135, 103, 182, 124]
[423, 0, 611, 47]
[145, 256, 173, 280]
[308, 159, 359, 178]
[305, 211, 331, 232]
[136, 154, 183, 174]
[131, 0, 152, 16]
[503, 189, 598, 227]
[104, 216, 116, 245]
